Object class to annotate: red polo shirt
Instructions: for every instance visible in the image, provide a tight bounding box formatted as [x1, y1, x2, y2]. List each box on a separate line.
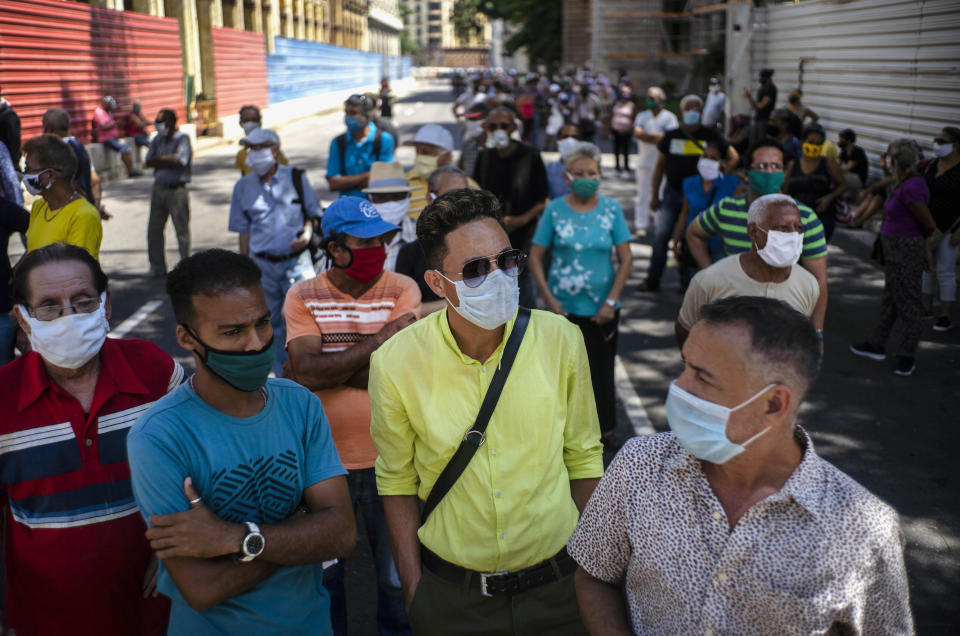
[0, 338, 183, 636]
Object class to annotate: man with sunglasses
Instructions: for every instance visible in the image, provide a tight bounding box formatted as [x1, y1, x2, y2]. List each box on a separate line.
[284, 196, 420, 635]
[370, 189, 603, 635]
[2, 243, 179, 635]
[472, 106, 550, 308]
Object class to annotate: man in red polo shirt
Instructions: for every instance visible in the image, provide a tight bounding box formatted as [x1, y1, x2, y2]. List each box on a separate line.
[1, 243, 178, 635]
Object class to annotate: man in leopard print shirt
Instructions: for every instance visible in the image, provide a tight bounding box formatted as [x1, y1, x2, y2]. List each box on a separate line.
[568, 296, 912, 635]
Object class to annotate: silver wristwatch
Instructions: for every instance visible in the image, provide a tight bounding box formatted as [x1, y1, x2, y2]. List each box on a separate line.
[239, 521, 265, 562]
[604, 298, 617, 308]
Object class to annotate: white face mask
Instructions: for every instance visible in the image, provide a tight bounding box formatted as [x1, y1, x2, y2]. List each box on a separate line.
[155, 122, 168, 136]
[245, 148, 276, 176]
[373, 198, 410, 226]
[932, 142, 953, 158]
[437, 268, 519, 331]
[18, 292, 109, 369]
[466, 121, 482, 139]
[755, 227, 804, 268]
[557, 137, 578, 159]
[697, 157, 720, 182]
[666, 380, 775, 464]
[241, 121, 260, 135]
[486, 129, 511, 150]
[415, 154, 440, 177]
[21, 169, 52, 196]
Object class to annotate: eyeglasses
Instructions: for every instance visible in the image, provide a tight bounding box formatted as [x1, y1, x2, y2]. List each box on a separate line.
[29, 296, 101, 322]
[441, 249, 526, 288]
[485, 122, 513, 131]
[751, 162, 783, 172]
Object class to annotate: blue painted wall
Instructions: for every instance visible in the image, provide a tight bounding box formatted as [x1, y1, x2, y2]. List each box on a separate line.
[268, 37, 413, 104]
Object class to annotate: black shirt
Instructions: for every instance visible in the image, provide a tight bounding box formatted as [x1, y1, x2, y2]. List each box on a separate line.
[473, 142, 549, 249]
[66, 137, 95, 204]
[924, 159, 960, 232]
[656, 126, 722, 191]
[755, 82, 777, 122]
[0, 197, 30, 313]
[395, 241, 440, 303]
[840, 144, 868, 186]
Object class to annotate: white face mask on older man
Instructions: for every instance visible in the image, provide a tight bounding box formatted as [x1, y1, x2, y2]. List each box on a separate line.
[755, 228, 804, 268]
[245, 148, 275, 176]
[18, 292, 109, 369]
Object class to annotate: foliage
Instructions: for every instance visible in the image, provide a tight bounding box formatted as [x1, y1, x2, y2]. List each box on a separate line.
[451, 0, 487, 44]
[693, 39, 725, 80]
[398, 2, 420, 54]
[462, 0, 563, 72]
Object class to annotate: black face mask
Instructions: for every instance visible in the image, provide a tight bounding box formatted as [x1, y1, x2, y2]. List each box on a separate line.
[766, 123, 781, 137]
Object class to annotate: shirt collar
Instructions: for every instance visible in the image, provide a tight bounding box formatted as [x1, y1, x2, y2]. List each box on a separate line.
[18, 338, 151, 411]
[356, 122, 378, 146]
[437, 306, 518, 368]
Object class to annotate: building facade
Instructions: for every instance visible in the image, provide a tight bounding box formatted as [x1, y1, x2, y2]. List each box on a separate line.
[402, 0, 491, 65]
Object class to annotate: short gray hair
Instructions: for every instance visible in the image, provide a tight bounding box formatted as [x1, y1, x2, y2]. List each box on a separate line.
[562, 142, 602, 170]
[427, 165, 467, 194]
[888, 138, 922, 174]
[681, 94, 704, 109]
[647, 86, 666, 102]
[747, 194, 799, 226]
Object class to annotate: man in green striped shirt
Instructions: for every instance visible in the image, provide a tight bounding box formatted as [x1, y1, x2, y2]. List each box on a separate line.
[686, 140, 829, 330]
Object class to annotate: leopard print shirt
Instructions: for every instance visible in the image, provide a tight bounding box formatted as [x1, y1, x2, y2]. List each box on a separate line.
[567, 429, 913, 635]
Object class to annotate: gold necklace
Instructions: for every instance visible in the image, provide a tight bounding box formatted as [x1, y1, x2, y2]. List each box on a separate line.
[43, 192, 81, 222]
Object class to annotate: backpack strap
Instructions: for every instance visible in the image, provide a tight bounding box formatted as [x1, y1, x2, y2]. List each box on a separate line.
[336, 133, 347, 177]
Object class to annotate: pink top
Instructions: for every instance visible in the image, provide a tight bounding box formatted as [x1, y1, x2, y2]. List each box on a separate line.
[611, 99, 636, 133]
[93, 106, 120, 141]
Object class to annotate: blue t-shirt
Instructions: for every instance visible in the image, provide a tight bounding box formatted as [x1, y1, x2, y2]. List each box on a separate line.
[532, 194, 631, 316]
[325, 122, 395, 198]
[682, 173, 739, 259]
[546, 160, 571, 200]
[127, 378, 347, 636]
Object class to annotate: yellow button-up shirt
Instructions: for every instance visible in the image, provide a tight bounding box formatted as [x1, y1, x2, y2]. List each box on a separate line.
[404, 167, 481, 219]
[370, 307, 603, 573]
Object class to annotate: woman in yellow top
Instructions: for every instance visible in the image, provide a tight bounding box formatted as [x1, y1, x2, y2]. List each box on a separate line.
[21, 134, 102, 258]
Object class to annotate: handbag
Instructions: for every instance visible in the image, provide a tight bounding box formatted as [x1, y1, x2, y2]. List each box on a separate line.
[420, 307, 531, 525]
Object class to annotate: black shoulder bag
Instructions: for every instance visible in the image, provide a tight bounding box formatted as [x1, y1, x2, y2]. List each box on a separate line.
[291, 167, 324, 264]
[420, 307, 531, 526]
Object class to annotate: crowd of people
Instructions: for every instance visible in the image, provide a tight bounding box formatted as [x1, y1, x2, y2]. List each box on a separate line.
[0, 64, 956, 635]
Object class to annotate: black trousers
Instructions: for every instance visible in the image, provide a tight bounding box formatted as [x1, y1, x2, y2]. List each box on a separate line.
[566, 311, 620, 435]
[612, 130, 632, 170]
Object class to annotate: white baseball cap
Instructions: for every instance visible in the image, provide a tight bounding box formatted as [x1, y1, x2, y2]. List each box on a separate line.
[240, 128, 280, 147]
[404, 124, 454, 153]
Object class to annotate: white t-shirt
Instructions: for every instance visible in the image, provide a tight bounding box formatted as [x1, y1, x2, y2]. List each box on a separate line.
[677, 254, 819, 330]
[703, 90, 726, 127]
[633, 108, 679, 165]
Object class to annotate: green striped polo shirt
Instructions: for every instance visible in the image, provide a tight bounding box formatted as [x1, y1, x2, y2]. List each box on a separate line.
[695, 195, 828, 259]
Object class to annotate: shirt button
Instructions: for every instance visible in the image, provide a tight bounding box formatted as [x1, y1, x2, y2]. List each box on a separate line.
[491, 449, 497, 455]
[705, 630, 714, 636]
[717, 572, 728, 583]
[500, 532, 505, 539]
[496, 491, 502, 497]
[85, 438, 93, 447]
[712, 511, 723, 520]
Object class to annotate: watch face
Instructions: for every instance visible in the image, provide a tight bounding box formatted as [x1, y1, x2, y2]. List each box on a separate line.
[245, 533, 265, 556]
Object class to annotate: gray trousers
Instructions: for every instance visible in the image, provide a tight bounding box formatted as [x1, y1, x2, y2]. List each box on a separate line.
[148, 182, 190, 270]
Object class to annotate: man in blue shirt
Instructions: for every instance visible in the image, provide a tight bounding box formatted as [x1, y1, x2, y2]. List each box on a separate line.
[145, 108, 192, 277]
[229, 127, 320, 375]
[326, 94, 395, 198]
[127, 249, 355, 635]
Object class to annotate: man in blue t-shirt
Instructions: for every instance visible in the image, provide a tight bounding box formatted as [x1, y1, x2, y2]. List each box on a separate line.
[326, 94, 395, 198]
[127, 249, 355, 635]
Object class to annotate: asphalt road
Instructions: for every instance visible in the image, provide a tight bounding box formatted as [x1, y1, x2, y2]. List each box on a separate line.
[12, 81, 957, 633]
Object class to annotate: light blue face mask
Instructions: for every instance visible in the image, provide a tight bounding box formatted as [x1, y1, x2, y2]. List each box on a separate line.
[665, 381, 776, 464]
[682, 110, 701, 127]
[437, 268, 519, 331]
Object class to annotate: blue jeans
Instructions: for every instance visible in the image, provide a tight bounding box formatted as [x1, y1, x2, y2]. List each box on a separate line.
[323, 468, 410, 636]
[102, 137, 131, 153]
[647, 184, 686, 285]
[252, 251, 314, 376]
[0, 314, 15, 366]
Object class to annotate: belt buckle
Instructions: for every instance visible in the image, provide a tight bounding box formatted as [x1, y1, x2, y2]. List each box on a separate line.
[479, 571, 497, 597]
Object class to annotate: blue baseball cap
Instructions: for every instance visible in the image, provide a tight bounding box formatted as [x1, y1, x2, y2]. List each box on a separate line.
[321, 196, 400, 239]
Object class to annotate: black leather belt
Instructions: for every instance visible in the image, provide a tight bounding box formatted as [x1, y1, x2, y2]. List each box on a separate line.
[253, 247, 307, 263]
[420, 546, 577, 597]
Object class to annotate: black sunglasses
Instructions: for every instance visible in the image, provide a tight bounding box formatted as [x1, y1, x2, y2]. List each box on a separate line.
[485, 122, 513, 131]
[442, 249, 526, 288]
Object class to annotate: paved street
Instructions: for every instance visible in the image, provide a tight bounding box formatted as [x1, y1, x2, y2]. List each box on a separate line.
[12, 81, 958, 633]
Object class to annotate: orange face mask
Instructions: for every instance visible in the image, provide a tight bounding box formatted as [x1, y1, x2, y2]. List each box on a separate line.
[802, 143, 823, 158]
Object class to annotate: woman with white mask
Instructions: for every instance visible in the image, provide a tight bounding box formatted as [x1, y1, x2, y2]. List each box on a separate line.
[362, 161, 417, 272]
[920, 126, 960, 332]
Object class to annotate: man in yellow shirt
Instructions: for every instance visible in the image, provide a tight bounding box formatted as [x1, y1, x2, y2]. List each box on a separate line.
[370, 188, 603, 635]
[234, 105, 288, 177]
[403, 124, 479, 220]
[21, 134, 102, 259]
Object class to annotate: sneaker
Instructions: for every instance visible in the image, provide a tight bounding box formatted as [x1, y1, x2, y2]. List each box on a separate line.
[849, 342, 886, 361]
[933, 317, 954, 332]
[923, 309, 936, 321]
[893, 356, 916, 376]
[128, 170, 144, 178]
[638, 278, 660, 292]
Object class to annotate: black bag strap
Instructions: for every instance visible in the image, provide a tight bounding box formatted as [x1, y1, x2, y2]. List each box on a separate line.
[291, 167, 309, 224]
[420, 307, 532, 526]
[337, 128, 383, 175]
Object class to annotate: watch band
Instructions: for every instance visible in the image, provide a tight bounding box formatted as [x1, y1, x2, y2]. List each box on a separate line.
[239, 521, 265, 562]
[604, 298, 617, 308]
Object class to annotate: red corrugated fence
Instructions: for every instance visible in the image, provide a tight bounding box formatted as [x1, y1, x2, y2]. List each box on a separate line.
[211, 26, 268, 118]
[0, 0, 186, 145]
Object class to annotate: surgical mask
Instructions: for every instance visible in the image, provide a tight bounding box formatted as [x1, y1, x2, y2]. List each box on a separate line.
[748, 170, 785, 195]
[438, 268, 519, 331]
[154, 122, 167, 136]
[932, 142, 953, 158]
[666, 380, 776, 464]
[415, 154, 439, 177]
[697, 158, 720, 182]
[185, 326, 275, 392]
[557, 137, 578, 159]
[18, 292, 108, 370]
[241, 121, 260, 135]
[645, 97, 658, 110]
[682, 111, 701, 127]
[245, 148, 275, 176]
[466, 120, 483, 139]
[345, 116, 365, 134]
[373, 198, 410, 226]
[486, 129, 510, 150]
[337, 244, 386, 284]
[566, 173, 599, 198]
[802, 143, 823, 158]
[755, 227, 803, 268]
[21, 169, 52, 196]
